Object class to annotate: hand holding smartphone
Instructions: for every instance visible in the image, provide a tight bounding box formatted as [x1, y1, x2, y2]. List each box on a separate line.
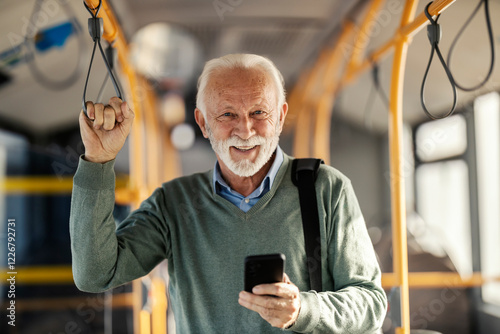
[244, 253, 285, 293]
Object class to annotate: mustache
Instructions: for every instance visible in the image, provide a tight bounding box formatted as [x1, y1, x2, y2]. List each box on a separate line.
[223, 136, 267, 148]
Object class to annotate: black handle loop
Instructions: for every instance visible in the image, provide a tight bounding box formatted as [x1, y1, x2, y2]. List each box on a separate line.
[447, 0, 495, 92]
[420, 2, 457, 120]
[363, 60, 390, 129]
[82, 0, 123, 116]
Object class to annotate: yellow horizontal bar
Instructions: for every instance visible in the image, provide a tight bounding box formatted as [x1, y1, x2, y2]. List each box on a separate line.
[2, 176, 74, 194]
[343, 0, 456, 85]
[400, 0, 455, 40]
[3, 265, 496, 290]
[0, 292, 134, 312]
[1, 175, 129, 194]
[381, 272, 499, 289]
[1, 265, 73, 284]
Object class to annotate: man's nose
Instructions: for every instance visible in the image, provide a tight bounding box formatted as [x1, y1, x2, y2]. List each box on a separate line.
[233, 115, 256, 140]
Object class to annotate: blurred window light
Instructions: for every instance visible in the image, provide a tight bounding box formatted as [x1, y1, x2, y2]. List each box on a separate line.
[415, 114, 467, 162]
[415, 159, 472, 277]
[171, 123, 195, 151]
[474, 92, 500, 305]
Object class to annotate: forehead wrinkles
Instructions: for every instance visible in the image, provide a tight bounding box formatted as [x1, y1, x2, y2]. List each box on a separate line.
[205, 68, 277, 110]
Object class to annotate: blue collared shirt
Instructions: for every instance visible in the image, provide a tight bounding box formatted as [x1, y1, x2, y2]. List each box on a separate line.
[212, 146, 284, 212]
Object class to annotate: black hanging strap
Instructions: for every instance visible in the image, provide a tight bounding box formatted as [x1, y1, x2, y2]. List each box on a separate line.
[292, 158, 324, 292]
[82, 0, 123, 116]
[420, 2, 457, 120]
[447, 0, 495, 92]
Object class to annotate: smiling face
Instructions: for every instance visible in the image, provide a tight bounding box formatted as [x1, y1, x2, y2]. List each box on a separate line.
[195, 67, 287, 178]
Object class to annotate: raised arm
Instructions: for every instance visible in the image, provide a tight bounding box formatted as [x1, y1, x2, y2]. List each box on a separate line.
[70, 98, 168, 292]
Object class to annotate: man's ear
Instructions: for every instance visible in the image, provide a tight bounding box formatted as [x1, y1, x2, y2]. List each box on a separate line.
[194, 108, 209, 138]
[278, 102, 288, 130]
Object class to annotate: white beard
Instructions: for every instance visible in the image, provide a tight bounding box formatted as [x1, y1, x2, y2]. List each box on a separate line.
[206, 124, 281, 177]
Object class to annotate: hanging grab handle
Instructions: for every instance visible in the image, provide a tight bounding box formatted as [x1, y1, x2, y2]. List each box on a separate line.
[82, 0, 123, 116]
[447, 0, 495, 92]
[420, 2, 457, 120]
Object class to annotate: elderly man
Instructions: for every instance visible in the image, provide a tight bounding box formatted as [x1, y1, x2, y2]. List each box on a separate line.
[71, 53, 387, 333]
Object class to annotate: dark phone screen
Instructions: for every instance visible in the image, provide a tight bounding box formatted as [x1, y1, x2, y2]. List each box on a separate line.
[244, 253, 285, 293]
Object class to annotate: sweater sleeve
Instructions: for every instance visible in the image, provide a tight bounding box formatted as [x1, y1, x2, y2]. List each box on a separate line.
[287, 179, 387, 333]
[70, 156, 169, 293]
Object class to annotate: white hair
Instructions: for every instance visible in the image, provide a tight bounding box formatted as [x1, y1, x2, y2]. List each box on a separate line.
[196, 54, 286, 115]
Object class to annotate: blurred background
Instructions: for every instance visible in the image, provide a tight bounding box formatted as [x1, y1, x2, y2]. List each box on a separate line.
[0, 0, 499, 333]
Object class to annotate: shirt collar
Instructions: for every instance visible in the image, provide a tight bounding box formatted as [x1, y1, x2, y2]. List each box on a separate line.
[212, 146, 284, 196]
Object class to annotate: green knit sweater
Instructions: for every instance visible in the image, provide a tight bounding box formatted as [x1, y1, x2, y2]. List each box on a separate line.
[70, 153, 387, 333]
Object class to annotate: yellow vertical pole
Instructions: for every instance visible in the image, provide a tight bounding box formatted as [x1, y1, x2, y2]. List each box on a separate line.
[139, 309, 151, 334]
[311, 20, 356, 163]
[293, 104, 314, 158]
[310, 0, 387, 163]
[390, 1, 418, 333]
[345, 0, 388, 78]
[133, 279, 144, 334]
[311, 94, 334, 162]
[151, 278, 168, 334]
[291, 49, 330, 158]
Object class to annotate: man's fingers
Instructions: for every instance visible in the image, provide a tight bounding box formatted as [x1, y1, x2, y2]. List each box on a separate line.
[284, 273, 291, 284]
[121, 101, 134, 121]
[107, 97, 123, 122]
[85, 101, 95, 120]
[79, 109, 93, 129]
[103, 104, 117, 130]
[238, 291, 298, 328]
[82, 98, 133, 133]
[93, 103, 105, 129]
[252, 282, 298, 299]
[240, 291, 289, 311]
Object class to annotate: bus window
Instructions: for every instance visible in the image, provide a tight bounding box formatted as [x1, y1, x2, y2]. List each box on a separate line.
[474, 92, 500, 305]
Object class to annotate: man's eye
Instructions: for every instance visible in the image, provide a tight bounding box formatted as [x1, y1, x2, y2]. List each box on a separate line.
[252, 110, 267, 118]
[217, 112, 235, 121]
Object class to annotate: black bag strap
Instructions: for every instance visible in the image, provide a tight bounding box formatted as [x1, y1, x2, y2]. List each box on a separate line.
[291, 158, 324, 292]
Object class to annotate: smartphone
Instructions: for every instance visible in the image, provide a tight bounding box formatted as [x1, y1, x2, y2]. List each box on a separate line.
[244, 253, 285, 293]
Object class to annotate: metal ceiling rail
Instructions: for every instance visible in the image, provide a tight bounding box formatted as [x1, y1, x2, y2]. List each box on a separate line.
[289, 1, 458, 333]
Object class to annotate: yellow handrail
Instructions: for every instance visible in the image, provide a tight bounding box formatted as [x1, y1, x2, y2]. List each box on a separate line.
[83, 2, 182, 333]
[1, 175, 129, 194]
[6, 265, 496, 290]
[151, 277, 168, 334]
[0, 293, 134, 312]
[382, 272, 500, 289]
[389, 1, 419, 331]
[343, 0, 458, 85]
[289, 0, 459, 332]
